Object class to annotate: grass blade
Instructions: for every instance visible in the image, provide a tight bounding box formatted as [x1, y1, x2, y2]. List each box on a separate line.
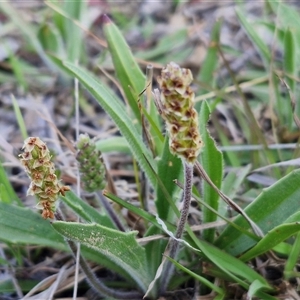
[0, 162, 22, 206]
[240, 222, 300, 261]
[167, 256, 225, 296]
[102, 15, 145, 122]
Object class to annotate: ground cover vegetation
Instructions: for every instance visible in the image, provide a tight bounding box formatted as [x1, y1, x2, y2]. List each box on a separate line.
[1, 1, 300, 299]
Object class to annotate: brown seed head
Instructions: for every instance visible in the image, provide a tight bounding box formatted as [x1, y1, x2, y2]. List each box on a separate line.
[157, 62, 203, 163]
[19, 137, 70, 219]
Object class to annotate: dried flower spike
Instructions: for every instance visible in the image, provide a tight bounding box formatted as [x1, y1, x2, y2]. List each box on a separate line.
[76, 134, 106, 192]
[157, 62, 203, 164]
[19, 137, 70, 219]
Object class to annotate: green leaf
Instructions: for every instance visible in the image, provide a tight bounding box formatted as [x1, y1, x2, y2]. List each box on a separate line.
[248, 279, 271, 300]
[11, 95, 28, 140]
[240, 223, 300, 262]
[284, 27, 296, 93]
[269, 1, 300, 51]
[215, 169, 300, 256]
[62, 61, 157, 188]
[0, 202, 66, 249]
[47, 53, 75, 79]
[284, 232, 300, 278]
[199, 101, 223, 242]
[196, 19, 222, 101]
[63, 0, 86, 62]
[285, 211, 300, 223]
[219, 165, 251, 217]
[37, 23, 65, 57]
[102, 15, 145, 121]
[60, 191, 116, 229]
[144, 225, 167, 285]
[193, 240, 274, 299]
[136, 29, 188, 61]
[8, 51, 28, 92]
[52, 221, 150, 292]
[96, 136, 131, 154]
[0, 162, 21, 205]
[155, 136, 182, 220]
[167, 256, 225, 296]
[236, 7, 270, 66]
[0, 202, 133, 277]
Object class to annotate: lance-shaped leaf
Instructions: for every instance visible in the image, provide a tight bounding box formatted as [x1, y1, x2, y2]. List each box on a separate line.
[215, 169, 300, 256]
[62, 61, 157, 188]
[199, 101, 223, 243]
[240, 222, 300, 262]
[102, 14, 145, 122]
[52, 221, 150, 292]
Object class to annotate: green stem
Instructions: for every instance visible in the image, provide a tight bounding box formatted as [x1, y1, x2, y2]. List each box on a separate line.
[159, 162, 193, 295]
[54, 209, 142, 299]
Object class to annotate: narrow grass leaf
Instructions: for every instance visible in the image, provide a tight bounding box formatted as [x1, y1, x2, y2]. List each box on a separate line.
[199, 101, 223, 242]
[270, 2, 300, 51]
[63, 0, 85, 62]
[52, 221, 150, 292]
[0, 162, 22, 205]
[136, 29, 187, 61]
[193, 240, 274, 297]
[240, 223, 300, 262]
[196, 19, 222, 102]
[284, 232, 300, 278]
[8, 53, 28, 92]
[155, 136, 182, 220]
[215, 169, 300, 256]
[37, 23, 65, 57]
[62, 61, 157, 187]
[102, 15, 145, 121]
[248, 279, 271, 300]
[11, 95, 28, 140]
[166, 256, 225, 296]
[198, 18, 221, 83]
[283, 28, 296, 93]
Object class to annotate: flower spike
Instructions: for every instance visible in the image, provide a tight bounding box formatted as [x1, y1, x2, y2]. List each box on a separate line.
[19, 137, 70, 219]
[157, 62, 203, 164]
[75, 134, 107, 192]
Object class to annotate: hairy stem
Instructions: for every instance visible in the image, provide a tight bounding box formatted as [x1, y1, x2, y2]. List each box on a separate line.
[159, 162, 193, 294]
[54, 208, 142, 299]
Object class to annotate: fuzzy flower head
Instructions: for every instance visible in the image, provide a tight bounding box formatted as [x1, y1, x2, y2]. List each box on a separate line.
[19, 137, 70, 219]
[76, 134, 107, 192]
[157, 62, 203, 164]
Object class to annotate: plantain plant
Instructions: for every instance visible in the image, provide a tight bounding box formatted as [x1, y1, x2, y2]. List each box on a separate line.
[1, 2, 300, 299]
